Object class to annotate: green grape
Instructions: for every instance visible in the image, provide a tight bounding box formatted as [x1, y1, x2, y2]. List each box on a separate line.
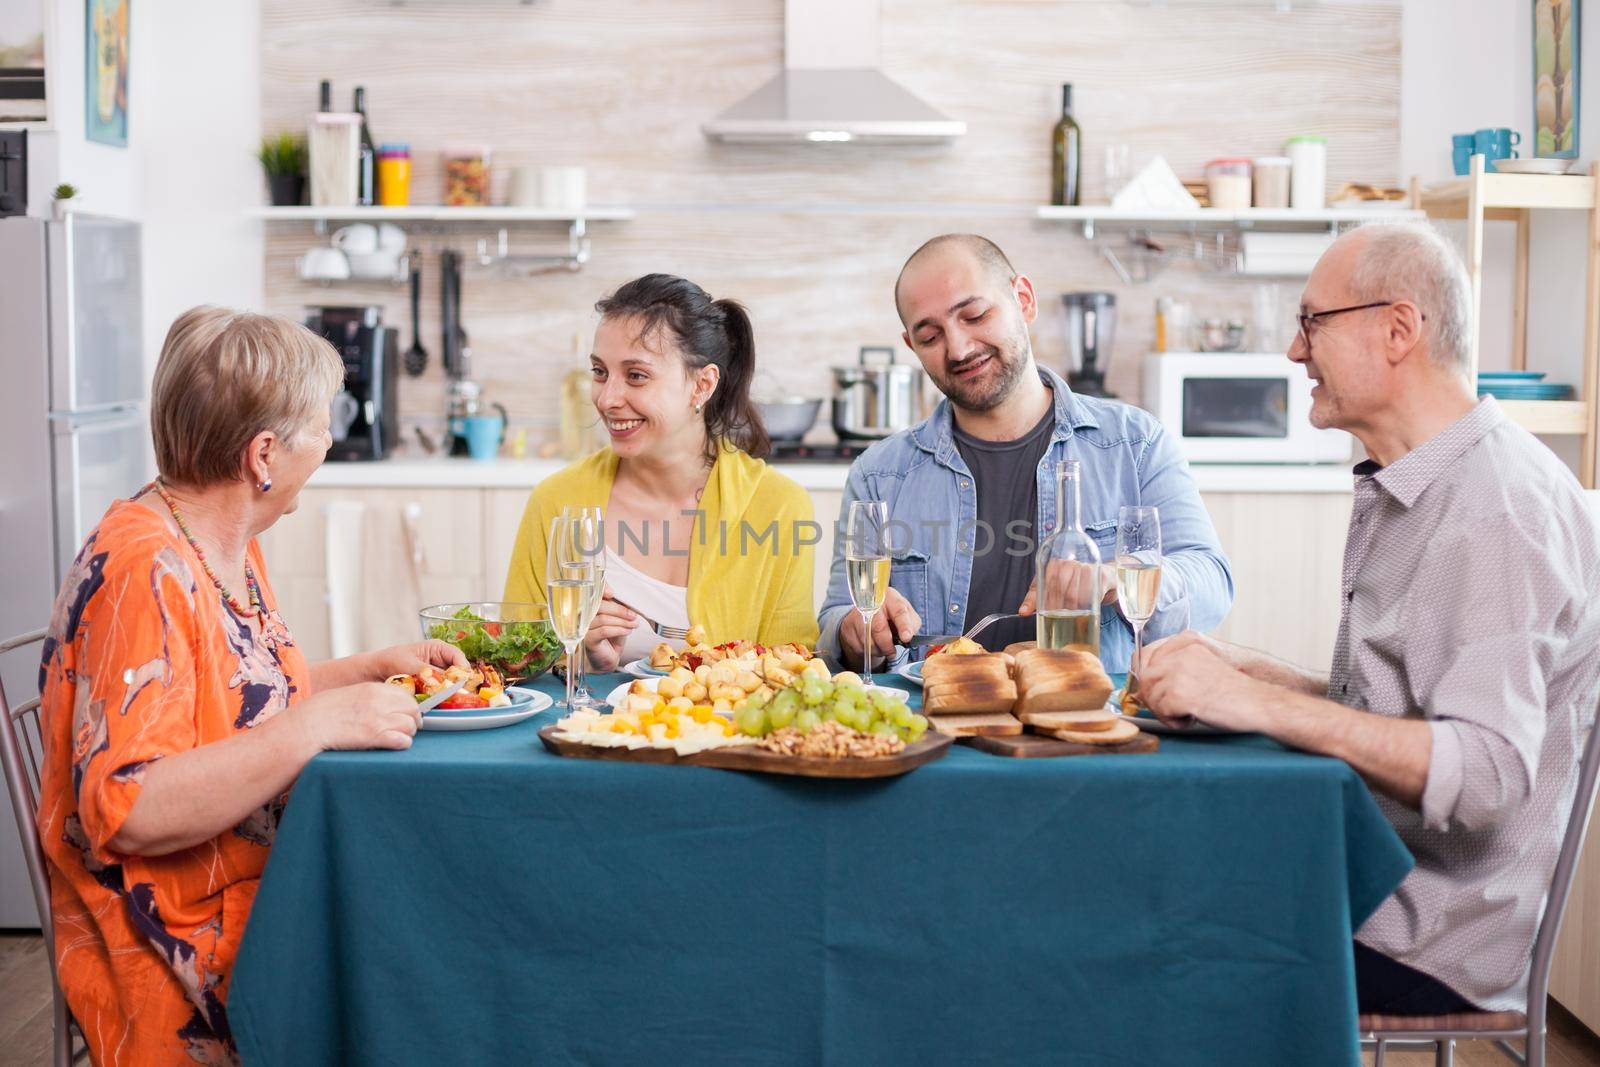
[734, 703, 768, 737]
[889, 704, 914, 728]
[795, 708, 822, 734]
[767, 698, 797, 730]
[868, 688, 897, 712]
[770, 688, 800, 718]
[801, 680, 825, 706]
[870, 720, 899, 738]
[746, 688, 772, 709]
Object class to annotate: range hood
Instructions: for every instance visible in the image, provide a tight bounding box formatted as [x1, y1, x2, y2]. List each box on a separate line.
[702, 0, 965, 145]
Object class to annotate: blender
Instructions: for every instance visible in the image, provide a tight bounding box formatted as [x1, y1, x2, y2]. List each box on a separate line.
[1061, 292, 1117, 398]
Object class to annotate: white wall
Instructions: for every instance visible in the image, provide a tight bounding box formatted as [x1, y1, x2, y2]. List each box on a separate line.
[1401, 0, 1594, 473]
[20, 0, 264, 376]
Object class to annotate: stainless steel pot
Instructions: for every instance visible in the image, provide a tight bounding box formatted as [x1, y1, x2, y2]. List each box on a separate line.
[831, 346, 924, 440]
[755, 396, 823, 442]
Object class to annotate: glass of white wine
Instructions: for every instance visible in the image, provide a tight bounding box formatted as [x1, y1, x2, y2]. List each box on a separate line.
[558, 506, 605, 708]
[844, 499, 891, 686]
[547, 512, 603, 710]
[1115, 505, 1162, 680]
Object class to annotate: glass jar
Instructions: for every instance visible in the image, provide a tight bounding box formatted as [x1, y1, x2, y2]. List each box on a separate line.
[1204, 158, 1253, 211]
[1252, 156, 1291, 209]
[1034, 459, 1102, 655]
[1286, 135, 1327, 210]
[376, 144, 411, 206]
[443, 145, 491, 206]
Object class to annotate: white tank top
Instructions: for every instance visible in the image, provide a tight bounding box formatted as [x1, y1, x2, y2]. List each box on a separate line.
[604, 548, 691, 665]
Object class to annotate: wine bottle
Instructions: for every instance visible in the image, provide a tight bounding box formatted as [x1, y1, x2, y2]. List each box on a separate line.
[1050, 83, 1082, 207]
[1034, 459, 1101, 655]
[318, 79, 331, 112]
[354, 86, 377, 207]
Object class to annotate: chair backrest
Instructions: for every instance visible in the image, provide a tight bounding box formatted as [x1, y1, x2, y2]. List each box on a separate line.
[0, 628, 55, 945]
[1526, 693, 1600, 1025]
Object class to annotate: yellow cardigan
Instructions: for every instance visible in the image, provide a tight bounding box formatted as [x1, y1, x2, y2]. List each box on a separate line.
[502, 445, 820, 647]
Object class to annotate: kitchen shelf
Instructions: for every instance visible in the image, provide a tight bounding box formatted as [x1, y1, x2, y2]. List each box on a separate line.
[1035, 204, 1422, 238]
[1494, 400, 1592, 436]
[1419, 173, 1596, 217]
[252, 205, 634, 223]
[1418, 155, 1600, 486]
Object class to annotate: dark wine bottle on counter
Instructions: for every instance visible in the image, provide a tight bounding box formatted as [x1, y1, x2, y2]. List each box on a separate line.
[354, 86, 377, 207]
[1050, 83, 1082, 207]
[318, 79, 331, 112]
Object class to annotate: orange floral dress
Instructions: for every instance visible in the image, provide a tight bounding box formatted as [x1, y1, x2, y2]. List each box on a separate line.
[36, 497, 308, 1066]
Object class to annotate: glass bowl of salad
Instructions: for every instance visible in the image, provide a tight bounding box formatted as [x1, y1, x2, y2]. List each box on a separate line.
[418, 602, 563, 684]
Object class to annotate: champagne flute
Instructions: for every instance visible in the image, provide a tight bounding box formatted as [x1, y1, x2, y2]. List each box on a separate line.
[559, 505, 605, 707]
[1115, 505, 1162, 683]
[546, 513, 603, 710]
[844, 500, 891, 686]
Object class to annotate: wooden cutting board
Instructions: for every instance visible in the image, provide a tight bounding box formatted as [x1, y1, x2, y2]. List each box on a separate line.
[539, 725, 954, 779]
[965, 731, 1159, 758]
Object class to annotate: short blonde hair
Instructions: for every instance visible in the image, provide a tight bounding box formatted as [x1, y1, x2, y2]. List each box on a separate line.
[151, 306, 344, 487]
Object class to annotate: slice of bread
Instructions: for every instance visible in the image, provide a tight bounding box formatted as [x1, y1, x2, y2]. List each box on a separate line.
[1003, 641, 1037, 657]
[926, 711, 1024, 736]
[1015, 684, 1112, 716]
[922, 652, 1009, 687]
[1040, 718, 1141, 745]
[1018, 708, 1118, 732]
[924, 679, 1019, 715]
[1012, 648, 1114, 714]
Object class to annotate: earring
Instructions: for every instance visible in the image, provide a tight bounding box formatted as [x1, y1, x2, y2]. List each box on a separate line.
[695, 402, 704, 414]
[257, 479, 272, 493]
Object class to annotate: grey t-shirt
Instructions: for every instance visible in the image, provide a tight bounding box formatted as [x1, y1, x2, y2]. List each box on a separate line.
[952, 405, 1055, 650]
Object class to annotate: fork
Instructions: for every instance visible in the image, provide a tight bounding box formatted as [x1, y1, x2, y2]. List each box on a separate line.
[609, 596, 690, 641]
[905, 611, 1023, 647]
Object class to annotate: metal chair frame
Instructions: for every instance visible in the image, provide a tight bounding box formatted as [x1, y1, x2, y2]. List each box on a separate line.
[1362, 698, 1600, 1067]
[0, 627, 88, 1066]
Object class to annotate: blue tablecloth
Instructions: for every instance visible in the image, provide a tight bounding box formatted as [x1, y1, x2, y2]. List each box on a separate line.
[230, 673, 1411, 1066]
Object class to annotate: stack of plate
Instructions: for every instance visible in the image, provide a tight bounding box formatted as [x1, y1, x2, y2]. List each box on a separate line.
[1476, 371, 1574, 401]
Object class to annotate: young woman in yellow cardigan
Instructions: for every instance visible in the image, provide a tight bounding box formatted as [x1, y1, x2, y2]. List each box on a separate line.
[503, 274, 819, 671]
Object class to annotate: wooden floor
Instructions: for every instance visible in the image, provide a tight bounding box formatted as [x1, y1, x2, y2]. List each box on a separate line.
[3, 930, 1599, 1065]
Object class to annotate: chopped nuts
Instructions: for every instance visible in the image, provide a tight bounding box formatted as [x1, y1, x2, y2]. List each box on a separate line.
[758, 719, 906, 759]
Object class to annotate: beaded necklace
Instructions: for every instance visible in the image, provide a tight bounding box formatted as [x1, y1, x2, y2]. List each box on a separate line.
[147, 481, 265, 622]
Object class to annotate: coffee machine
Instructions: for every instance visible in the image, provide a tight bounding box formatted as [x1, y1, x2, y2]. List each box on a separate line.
[305, 305, 399, 461]
[1061, 291, 1117, 398]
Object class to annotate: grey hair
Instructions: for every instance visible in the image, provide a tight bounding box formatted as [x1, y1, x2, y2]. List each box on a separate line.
[1345, 221, 1474, 373]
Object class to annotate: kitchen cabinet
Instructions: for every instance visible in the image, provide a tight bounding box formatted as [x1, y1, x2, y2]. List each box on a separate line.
[1200, 491, 1352, 671]
[258, 486, 489, 662]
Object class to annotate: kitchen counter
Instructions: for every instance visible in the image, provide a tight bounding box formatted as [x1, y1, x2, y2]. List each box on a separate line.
[306, 456, 1353, 494]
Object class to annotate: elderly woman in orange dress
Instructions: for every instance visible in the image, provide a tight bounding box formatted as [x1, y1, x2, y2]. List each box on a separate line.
[36, 307, 465, 1065]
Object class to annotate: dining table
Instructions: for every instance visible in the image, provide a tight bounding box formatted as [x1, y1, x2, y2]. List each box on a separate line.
[229, 671, 1412, 1066]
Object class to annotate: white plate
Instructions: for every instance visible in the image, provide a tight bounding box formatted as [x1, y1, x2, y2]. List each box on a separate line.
[605, 675, 909, 710]
[622, 658, 667, 678]
[1493, 158, 1577, 175]
[420, 686, 553, 731]
[896, 660, 925, 687]
[1110, 689, 1241, 736]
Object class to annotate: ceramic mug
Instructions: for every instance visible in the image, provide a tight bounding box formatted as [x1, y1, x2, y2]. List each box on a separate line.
[332, 223, 378, 255]
[297, 246, 350, 280]
[509, 166, 541, 208]
[539, 166, 586, 212]
[462, 414, 505, 461]
[1452, 133, 1475, 176]
[1473, 128, 1521, 172]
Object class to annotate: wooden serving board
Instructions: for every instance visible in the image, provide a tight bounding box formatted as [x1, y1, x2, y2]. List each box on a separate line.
[538, 725, 954, 779]
[965, 731, 1160, 758]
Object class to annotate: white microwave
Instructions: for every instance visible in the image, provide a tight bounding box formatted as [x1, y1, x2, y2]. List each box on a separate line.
[1141, 352, 1352, 464]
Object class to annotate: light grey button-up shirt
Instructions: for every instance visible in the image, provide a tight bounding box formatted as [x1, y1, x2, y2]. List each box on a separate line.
[1331, 397, 1600, 1011]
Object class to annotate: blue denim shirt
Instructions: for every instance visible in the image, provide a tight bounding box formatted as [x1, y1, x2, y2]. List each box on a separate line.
[818, 367, 1234, 673]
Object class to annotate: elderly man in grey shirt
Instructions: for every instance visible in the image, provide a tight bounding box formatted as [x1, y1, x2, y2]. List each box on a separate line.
[1140, 222, 1600, 1016]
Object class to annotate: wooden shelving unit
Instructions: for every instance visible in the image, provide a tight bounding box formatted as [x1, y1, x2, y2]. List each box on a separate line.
[1417, 156, 1600, 487]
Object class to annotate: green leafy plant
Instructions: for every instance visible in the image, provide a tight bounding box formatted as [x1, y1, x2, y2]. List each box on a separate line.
[52, 182, 77, 201]
[256, 132, 307, 177]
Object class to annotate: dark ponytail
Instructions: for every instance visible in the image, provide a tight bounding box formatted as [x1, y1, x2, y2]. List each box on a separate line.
[595, 273, 770, 461]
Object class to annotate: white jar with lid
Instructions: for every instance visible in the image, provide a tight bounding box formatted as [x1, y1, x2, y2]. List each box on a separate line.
[1252, 156, 1291, 208]
[1286, 135, 1327, 210]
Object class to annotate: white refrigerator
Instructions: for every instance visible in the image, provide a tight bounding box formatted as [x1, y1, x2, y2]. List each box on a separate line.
[0, 213, 148, 928]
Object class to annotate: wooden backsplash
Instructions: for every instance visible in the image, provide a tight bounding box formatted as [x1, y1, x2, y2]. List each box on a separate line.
[261, 0, 1400, 445]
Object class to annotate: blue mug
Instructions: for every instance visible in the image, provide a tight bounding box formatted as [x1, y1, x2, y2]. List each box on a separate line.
[1473, 127, 1521, 172]
[462, 414, 504, 461]
[1452, 133, 1475, 176]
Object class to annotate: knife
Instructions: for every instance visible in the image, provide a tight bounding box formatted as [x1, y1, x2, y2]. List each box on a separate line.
[416, 678, 468, 715]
